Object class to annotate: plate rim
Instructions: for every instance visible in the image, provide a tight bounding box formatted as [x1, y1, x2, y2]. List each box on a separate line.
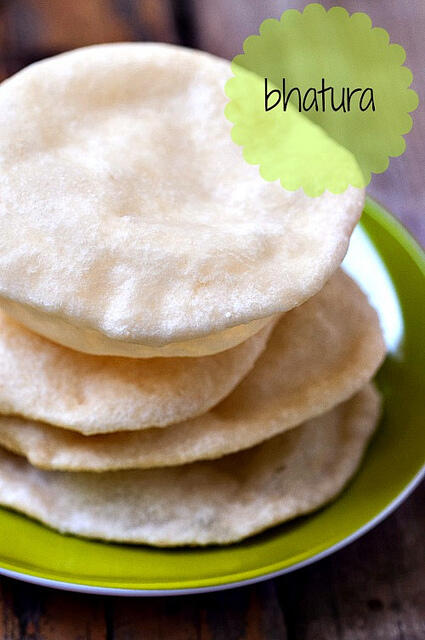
[0, 197, 424, 596]
[0, 462, 423, 597]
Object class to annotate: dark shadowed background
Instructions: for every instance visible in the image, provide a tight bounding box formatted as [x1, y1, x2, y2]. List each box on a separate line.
[0, 1, 423, 638]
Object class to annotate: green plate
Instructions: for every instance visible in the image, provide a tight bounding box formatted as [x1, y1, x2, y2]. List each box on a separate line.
[0, 197, 423, 595]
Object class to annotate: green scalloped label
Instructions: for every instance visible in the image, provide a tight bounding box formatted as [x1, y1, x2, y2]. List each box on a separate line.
[225, 4, 418, 196]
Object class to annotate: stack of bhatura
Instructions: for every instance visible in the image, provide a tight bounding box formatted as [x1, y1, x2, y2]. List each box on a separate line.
[0, 43, 385, 546]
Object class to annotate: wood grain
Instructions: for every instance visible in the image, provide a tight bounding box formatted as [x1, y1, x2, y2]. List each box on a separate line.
[277, 481, 425, 640]
[0, 0, 177, 74]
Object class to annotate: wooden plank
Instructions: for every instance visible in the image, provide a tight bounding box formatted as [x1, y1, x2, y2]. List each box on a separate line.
[199, 582, 287, 640]
[0, 579, 108, 639]
[0, 578, 22, 639]
[276, 481, 425, 640]
[129, 0, 179, 44]
[0, 1, 10, 80]
[108, 580, 286, 639]
[38, 589, 107, 640]
[8, 0, 132, 51]
[0, 0, 177, 74]
[0, 574, 288, 639]
[109, 595, 200, 639]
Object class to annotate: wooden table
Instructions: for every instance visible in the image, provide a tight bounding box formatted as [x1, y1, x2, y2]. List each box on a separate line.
[0, 1, 423, 637]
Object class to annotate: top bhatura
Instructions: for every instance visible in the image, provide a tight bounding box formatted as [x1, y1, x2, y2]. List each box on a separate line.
[0, 43, 364, 358]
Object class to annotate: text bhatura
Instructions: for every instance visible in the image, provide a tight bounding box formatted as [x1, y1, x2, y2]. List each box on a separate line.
[264, 78, 376, 113]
